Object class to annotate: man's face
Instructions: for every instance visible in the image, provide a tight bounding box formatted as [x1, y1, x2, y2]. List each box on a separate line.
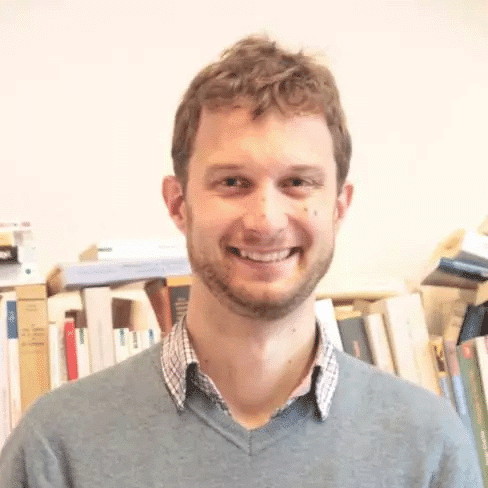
[166, 107, 352, 320]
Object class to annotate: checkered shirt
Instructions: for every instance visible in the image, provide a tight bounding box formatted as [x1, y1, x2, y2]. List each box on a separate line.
[160, 315, 339, 421]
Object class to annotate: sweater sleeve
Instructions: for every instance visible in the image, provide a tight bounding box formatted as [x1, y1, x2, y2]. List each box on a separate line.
[429, 411, 484, 488]
[0, 416, 71, 488]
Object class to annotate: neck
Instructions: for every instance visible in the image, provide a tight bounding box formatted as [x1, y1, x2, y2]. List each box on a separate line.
[186, 279, 318, 429]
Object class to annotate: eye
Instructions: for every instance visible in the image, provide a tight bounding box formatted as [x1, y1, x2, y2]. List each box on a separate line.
[220, 177, 250, 189]
[283, 177, 314, 188]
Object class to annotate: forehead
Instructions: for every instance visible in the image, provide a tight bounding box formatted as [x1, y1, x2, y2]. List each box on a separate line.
[189, 107, 336, 177]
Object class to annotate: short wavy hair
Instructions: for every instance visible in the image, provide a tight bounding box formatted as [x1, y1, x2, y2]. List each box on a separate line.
[171, 35, 352, 192]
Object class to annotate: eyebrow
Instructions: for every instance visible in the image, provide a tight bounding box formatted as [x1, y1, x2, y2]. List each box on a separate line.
[204, 163, 326, 178]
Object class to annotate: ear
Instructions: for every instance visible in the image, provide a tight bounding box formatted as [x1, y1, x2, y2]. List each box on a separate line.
[334, 181, 354, 231]
[162, 176, 187, 235]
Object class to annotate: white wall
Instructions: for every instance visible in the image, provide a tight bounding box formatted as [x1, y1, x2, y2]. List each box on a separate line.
[1, 0, 487, 291]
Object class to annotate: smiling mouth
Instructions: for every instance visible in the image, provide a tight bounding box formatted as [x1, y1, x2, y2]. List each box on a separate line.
[227, 247, 301, 263]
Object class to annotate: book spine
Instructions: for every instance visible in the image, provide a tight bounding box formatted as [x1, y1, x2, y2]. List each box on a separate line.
[81, 287, 115, 374]
[64, 319, 78, 381]
[113, 328, 130, 363]
[444, 338, 474, 427]
[428, 337, 455, 406]
[363, 313, 395, 374]
[457, 340, 488, 485]
[16, 285, 50, 412]
[128, 330, 143, 357]
[475, 336, 488, 414]
[0, 296, 11, 451]
[6, 297, 22, 430]
[337, 317, 374, 364]
[48, 324, 62, 390]
[75, 328, 91, 379]
[144, 280, 166, 333]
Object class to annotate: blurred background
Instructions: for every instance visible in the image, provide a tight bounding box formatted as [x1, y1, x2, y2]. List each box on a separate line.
[0, 0, 487, 291]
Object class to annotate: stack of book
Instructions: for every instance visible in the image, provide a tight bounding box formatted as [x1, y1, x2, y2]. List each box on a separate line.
[0, 237, 192, 451]
[0, 221, 41, 288]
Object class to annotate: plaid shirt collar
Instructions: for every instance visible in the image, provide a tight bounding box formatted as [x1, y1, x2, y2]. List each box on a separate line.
[160, 315, 338, 421]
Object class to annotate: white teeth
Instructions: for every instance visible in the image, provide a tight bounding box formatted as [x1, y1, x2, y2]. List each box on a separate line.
[238, 249, 291, 262]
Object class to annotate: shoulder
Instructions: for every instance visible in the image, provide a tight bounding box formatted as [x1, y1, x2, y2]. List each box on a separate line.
[333, 350, 469, 443]
[23, 342, 173, 431]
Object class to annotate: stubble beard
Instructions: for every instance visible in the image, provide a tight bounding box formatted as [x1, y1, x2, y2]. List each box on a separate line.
[185, 211, 335, 321]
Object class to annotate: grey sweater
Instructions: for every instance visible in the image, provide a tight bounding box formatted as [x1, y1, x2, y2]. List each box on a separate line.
[0, 342, 482, 487]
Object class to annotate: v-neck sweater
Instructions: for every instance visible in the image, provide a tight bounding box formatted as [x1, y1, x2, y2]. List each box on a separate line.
[0, 342, 482, 487]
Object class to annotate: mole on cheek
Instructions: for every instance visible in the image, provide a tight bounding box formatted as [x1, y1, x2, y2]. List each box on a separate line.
[314, 210, 318, 217]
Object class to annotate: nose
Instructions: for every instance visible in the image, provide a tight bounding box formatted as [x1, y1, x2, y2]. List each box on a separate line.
[242, 182, 289, 237]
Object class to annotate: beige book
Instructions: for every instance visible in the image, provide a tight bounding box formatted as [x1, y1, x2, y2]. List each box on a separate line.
[16, 284, 50, 412]
[419, 286, 475, 336]
[370, 293, 440, 395]
[363, 313, 395, 374]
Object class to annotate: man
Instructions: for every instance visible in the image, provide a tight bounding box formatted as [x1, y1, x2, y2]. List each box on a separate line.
[0, 35, 482, 487]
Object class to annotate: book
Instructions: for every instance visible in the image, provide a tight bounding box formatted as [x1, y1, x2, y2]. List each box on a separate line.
[64, 318, 78, 381]
[49, 323, 64, 390]
[314, 298, 343, 351]
[128, 330, 143, 356]
[113, 328, 130, 363]
[337, 316, 373, 364]
[5, 292, 22, 430]
[474, 335, 488, 415]
[457, 304, 488, 345]
[419, 285, 476, 337]
[421, 257, 488, 290]
[0, 294, 11, 450]
[370, 294, 440, 395]
[429, 336, 455, 405]
[145, 275, 192, 334]
[75, 327, 91, 379]
[79, 237, 187, 261]
[16, 284, 51, 412]
[47, 257, 191, 295]
[443, 328, 473, 431]
[81, 287, 115, 374]
[363, 313, 395, 374]
[0, 222, 41, 288]
[430, 229, 488, 268]
[456, 340, 488, 485]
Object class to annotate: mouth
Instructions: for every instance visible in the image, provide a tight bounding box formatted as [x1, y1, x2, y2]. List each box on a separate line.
[227, 246, 301, 263]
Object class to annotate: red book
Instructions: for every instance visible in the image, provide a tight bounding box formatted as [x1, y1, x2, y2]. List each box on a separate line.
[64, 318, 78, 381]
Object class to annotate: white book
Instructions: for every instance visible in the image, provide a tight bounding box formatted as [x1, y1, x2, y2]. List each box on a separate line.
[363, 313, 395, 374]
[128, 330, 143, 357]
[5, 292, 22, 429]
[475, 335, 488, 412]
[81, 287, 115, 374]
[113, 328, 130, 363]
[0, 294, 11, 450]
[75, 328, 91, 379]
[370, 294, 440, 395]
[314, 298, 343, 351]
[79, 237, 187, 261]
[48, 324, 63, 390]
[139, 329, 151, 350]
